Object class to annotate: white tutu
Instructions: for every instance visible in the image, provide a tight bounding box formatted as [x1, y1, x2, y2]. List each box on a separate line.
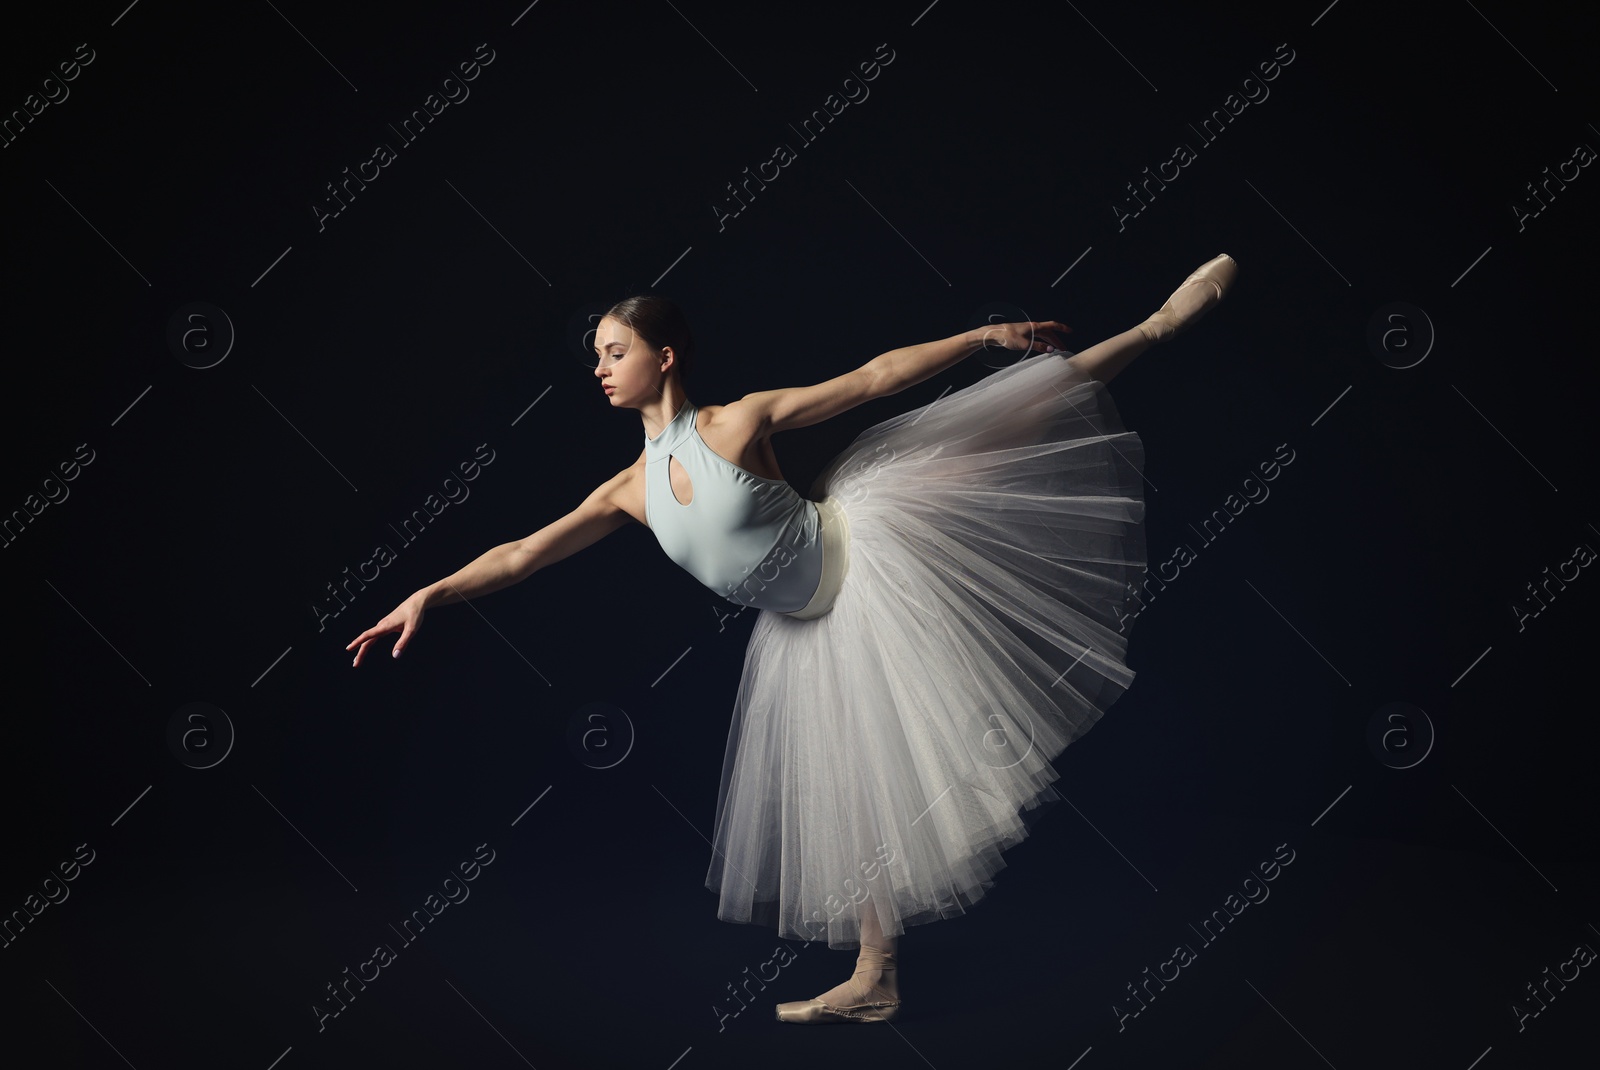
[703, 350, 1147, 948]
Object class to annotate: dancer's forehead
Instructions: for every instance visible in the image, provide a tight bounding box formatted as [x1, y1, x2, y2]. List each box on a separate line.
[592, 317, 636, 353]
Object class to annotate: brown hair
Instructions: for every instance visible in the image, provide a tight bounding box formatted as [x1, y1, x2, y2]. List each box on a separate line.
[604, 295, 695, 382]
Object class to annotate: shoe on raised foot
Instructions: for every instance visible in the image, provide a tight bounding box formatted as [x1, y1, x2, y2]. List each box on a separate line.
[1136, 253, 1239, 344]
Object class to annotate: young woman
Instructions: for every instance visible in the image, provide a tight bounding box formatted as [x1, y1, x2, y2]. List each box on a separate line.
[347, 254, 1238, 1025]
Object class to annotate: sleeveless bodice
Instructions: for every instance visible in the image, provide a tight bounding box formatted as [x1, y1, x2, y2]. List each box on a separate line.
[644, 402, 825, 612]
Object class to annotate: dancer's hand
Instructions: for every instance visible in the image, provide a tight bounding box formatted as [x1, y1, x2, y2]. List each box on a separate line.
[347, 591, 428, 666]
[975, 320, 1071, 353]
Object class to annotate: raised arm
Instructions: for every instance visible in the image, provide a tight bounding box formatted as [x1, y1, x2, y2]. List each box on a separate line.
[735, 322, 1069, 435]
[347, 467, 634, 664]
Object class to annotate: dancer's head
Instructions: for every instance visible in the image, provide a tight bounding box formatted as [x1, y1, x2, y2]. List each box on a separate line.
[593, 295, 694, 406]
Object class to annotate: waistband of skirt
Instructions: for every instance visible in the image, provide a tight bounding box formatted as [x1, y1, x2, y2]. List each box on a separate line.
[782, 496, 850, 620]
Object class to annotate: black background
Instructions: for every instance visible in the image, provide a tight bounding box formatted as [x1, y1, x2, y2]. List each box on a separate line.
[2, 1, 1596, 1067]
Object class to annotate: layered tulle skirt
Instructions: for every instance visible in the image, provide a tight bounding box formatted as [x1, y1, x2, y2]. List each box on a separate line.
[704, 350, 1147, 948]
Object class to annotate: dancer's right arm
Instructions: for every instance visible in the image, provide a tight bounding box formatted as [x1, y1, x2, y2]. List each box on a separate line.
[347, 467, 635, 665]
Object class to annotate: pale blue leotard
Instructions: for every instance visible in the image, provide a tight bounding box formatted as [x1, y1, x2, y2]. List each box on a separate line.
[643, 401, 848, 618]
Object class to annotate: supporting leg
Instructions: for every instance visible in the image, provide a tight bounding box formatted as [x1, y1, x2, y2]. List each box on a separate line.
[810, 894, 900, 1006]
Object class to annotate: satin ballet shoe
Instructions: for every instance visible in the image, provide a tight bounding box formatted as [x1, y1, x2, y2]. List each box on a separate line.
[1135, 253, 1239, 344]
[776, 944, 901, 1025]
[774, 997, 901, 1024]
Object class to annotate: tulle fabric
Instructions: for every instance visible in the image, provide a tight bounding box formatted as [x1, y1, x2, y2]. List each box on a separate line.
[703, 350, 1147, 948]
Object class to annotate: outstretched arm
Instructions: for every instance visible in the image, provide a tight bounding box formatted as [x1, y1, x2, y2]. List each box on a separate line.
[737, 321, 1070, 435]
[347, 468, 633, 664]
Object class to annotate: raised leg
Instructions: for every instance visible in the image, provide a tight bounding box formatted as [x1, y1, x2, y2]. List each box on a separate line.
[1064, 325, 1154, 386]
[1068, 253, 1239, 385]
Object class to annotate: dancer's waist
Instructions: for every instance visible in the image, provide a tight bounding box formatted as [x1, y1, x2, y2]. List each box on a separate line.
[781, 496, 849, 620]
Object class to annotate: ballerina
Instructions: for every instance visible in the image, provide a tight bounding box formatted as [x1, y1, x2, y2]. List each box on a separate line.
[346, 253, 1238, 1025]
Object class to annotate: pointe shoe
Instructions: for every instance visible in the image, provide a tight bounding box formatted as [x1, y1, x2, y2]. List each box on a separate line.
[1136, 253, 1239, 344]
[775, 945, 901, 1025]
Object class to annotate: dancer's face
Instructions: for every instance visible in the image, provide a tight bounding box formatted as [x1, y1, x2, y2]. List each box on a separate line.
[592, 316, 669, 406]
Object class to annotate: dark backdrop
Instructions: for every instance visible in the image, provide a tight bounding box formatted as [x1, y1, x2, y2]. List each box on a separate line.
[3, 1, 1596, 1067]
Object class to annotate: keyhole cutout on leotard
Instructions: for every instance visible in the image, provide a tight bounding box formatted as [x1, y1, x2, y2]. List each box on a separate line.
[668, 453, 694, 506]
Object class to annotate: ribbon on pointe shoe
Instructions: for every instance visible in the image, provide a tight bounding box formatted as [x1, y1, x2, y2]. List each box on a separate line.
[1136, 253, 1239, 344]
[774, 944, 902, 1024]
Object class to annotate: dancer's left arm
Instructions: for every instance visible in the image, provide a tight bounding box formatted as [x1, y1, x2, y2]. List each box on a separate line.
[738, 321, 1069, 434]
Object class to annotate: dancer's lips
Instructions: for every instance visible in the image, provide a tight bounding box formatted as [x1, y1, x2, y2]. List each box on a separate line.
[602, 384, 616, 394]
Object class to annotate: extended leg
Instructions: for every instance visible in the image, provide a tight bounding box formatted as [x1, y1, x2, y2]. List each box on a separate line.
[1064, 325, 1153, 386]
[1068, 253, 1240, 385]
